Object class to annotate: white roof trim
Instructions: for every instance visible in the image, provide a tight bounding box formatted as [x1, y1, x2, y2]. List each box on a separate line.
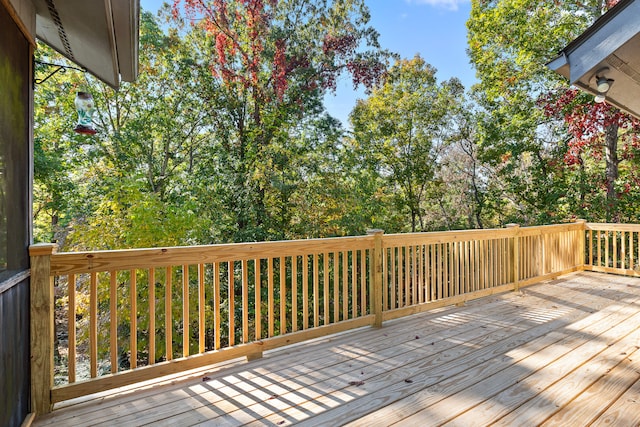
[34, 0, 139, 88]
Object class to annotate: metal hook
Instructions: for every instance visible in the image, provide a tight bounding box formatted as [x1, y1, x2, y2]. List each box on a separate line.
[34, 60, 86, 84]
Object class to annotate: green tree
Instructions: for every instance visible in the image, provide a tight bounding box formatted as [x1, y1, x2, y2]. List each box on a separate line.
[350, 56, 464, 232]
[63, 12, 213, 250]
[33, 48, 94, 246]
[174, 0, 392, 241]
[467, 0, 594, 224]
[467, 0, 640, 223]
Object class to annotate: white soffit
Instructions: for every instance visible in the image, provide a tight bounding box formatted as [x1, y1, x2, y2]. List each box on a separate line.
[548, 0, 640, 119]
[34, 0, 139, 88]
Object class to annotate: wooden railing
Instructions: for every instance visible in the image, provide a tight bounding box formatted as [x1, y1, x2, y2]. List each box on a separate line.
[584, 223, 640, 276]
[29, 221, 592, 414]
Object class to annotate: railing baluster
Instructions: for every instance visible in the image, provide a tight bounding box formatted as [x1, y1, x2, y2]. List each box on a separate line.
[622, 231, 626, 270]
[450, 242, 456, 296]
[342, 252, 349, 318]
[225, 262, 233, 346]
[303, 255, 309, 329]
[464, 241, 470, 294]
[390, 247, 396, 308]
[255, 259, 262, 339]
[613, 231, 618, 269]
[130, 269, 137, 367]
[323, 252, 329, 325]
[597, 230, 601, 267]
[292, 256, 298, 331]
[229, 262, 235, 346]
[473, 240, 478, 289]
[361, 249, 367, 314]
[213, 263, 220, 350]
[181, 265, 189, 357]
[199, 264, 205, 352]
[588, 230, 593, 265]
[90, 272, 97, 378]
[280, 256, 286, 333]
[482, 240, 488, 290]
[333, 252, 339, 323]
[382, 249, 388, 311]
[434, 244, 440, 299]
[412, 245, 418, 303]
[629, 232, 634, 271]
[605, 231, 610, 268]
[313, 254, 319, 327]
[149, 268, 155, 364]
[110, 271, 117, 373]
[242, 259, 249, 343]
[399, 247, 405, 306]
[503, 238, 508, 285]
[495, 239, 500, 286]
[68, 274, 76, 383]
[165, 267, 172, 360]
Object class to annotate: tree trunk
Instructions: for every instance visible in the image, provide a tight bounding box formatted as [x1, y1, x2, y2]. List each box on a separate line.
[604, 123, 619, 222]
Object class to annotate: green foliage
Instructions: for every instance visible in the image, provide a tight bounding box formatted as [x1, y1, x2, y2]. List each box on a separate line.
[350, 56, 468, 232]
[465, 0, 640, 225]
[40, 1, 640, 378]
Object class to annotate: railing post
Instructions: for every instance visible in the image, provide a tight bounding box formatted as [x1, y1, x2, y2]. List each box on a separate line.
[506, 224, 520, 291]
[367, 229, 384, 328]
[576, 219, 587, 270]
[29, 243, 58, 415]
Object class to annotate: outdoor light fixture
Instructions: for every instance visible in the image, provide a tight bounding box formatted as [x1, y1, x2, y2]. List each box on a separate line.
[592, 67, 614, 103]
[596, 76, 611, 93]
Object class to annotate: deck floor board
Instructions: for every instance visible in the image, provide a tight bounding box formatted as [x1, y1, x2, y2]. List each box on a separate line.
[33, 272, 640, 426]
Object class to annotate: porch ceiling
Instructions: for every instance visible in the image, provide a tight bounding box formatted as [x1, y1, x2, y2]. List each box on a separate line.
[34, 0, 139, 88]
[548, 0, 640, 119]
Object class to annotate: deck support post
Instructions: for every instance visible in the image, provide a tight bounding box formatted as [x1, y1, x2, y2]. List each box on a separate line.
[576, 219, 587, 270]
[29, 243, 58, 415]
[506, 224, 520, 291]
[367, 229, 384, 328]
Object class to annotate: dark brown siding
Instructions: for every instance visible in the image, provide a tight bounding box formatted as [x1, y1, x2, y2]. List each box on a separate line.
[0, 1, 33, 426]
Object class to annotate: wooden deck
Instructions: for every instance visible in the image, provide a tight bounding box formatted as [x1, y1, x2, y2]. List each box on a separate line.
[33, 271, 640, 426]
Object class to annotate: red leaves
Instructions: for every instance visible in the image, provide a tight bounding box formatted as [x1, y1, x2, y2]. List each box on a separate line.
[540, 88, 640, 167]
[174, 0, 387, 106]
[215, 32, 229, 65]
[322, 34, 357, 57]
[273, 38, 287, 102]
[346, 59, 386, 91]
[606, 0, 620, 9]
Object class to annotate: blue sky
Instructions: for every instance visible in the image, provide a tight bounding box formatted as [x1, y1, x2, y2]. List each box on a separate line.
[140, 0, 475, 125]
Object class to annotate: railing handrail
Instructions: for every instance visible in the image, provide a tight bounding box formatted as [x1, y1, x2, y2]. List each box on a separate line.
[49, 235, 375, 275]
[585, 222, 640, 232]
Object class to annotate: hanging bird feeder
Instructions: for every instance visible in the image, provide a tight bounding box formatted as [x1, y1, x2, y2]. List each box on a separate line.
[73, 91, 97, 135]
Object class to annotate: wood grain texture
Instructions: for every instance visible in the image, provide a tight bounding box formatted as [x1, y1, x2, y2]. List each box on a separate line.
[32, 272, 640, 427]
[109, 272, 117, 374]
[34, 222, 611, 412]
[49, 236, 375, 276]
[68, 274, 76, 383]
[29, 244, 56, 414]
